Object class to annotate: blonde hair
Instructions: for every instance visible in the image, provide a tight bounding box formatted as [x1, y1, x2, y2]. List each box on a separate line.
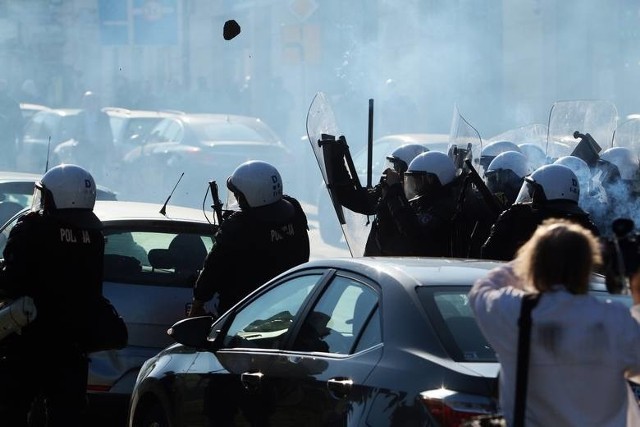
[513, 219, 602, 294]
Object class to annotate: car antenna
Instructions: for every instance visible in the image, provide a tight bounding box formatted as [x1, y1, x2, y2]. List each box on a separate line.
[159, 172, 184, 216]
[45, 136, 51, 172]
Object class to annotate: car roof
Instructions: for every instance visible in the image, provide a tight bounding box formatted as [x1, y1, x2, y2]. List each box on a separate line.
[295, 256, 608, 289]
[93, 200, 212, 224]
[33, 108, 81, 117]
[20, 103, 49, 111]
[298, 257, 504, 286]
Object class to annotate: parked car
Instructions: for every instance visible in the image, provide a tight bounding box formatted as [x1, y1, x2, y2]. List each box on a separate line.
[129, 256, 631, 426]
[119, 113, 295, 208]
[317, 133, 450, 246]
[52, 107, 175, 191]
[0, 200, 218, 423]
[17, 108, 82, 173]
[0, 170, 118, 226]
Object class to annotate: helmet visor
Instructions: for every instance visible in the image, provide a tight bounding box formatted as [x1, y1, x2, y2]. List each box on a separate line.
[514, 177, 537, 204]
[485, 170, 522, 194]
[31, 184, 44, 213]
[403, 172, 441, 201]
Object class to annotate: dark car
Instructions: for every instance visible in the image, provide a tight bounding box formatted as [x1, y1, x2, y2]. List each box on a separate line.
[128, 256, 633, 427]
[119, 113, 294, 208]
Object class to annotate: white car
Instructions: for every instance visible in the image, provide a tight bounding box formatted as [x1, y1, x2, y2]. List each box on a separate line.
[0, 200, 217, 423]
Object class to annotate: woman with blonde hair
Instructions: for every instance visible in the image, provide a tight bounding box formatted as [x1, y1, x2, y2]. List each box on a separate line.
[470, 218, 640, 426]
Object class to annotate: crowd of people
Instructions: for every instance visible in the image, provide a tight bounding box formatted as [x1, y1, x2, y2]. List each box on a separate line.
[321, 128, 640, 263]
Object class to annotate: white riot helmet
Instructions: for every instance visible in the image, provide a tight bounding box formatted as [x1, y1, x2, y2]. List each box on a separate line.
[554, 156, 591, 193]
[404, 151, 456, 201]
[486, 151, 530, 178]
[518, 143, 547, 170]
[32, 164, 97, 212]
[485, 151, 530, 203]
[480, 140, 521, 170]
[515, 164, 579, 205]
[600, 147, 638, 181]
[226, 160, 283, 209]
[384, 143, 429, 174]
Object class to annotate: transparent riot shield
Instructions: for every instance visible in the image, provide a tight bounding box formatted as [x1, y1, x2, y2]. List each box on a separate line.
[448, 104, 484, 176]
[487, 123, 548, 147]
[546, 100, 618, 161]
[613, 117, 640, 163]
[306, 92, 371, 257]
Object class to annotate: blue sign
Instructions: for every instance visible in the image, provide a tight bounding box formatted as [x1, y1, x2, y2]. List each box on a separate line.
[133, 0, 179, 45]
[98, 0, 129, 45]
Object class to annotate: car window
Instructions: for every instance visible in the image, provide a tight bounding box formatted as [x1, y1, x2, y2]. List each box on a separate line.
[418, 287, 497, 363]
[125, 118, 161, 143]
[104, 230, 213, 287]
[291, 275, 380, 354]
[146, 119, 172, 143]
[163, 120, 183, 142]
[220, 274, 322, 349]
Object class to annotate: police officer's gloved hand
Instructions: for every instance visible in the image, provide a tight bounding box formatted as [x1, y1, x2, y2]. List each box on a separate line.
[188, 299, 207, 317]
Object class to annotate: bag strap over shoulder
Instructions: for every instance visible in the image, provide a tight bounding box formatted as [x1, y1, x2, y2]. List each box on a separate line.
[513, 293, 541, 427]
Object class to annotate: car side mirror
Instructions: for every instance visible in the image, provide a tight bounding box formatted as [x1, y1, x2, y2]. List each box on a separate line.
[167, 316, 214, 349]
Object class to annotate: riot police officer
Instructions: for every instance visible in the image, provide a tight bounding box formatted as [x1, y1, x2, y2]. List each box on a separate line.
[360, 143, 430, 255]
[485, 150, 531, 208]
[188, 160, 310, 317]
[481, 163, 600, 261]
[0, 164, 105, 426]
[370, 150, 459, 257]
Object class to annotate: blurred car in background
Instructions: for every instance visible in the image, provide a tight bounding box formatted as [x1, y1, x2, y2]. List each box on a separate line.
[0, 200, 217, 425]
[17, 108, 82, 173]
[119, 112, 294, 208]
[19, 102, 49, 125]
[128, 256, 632, 427]
[52, 107, 176, 191]
[53, 108, 174, 165]
[0, 170, 118, 226]
[317, 133, 449, 246]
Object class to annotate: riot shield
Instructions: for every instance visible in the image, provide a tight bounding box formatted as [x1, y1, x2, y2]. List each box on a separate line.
[546, 100, 618, 161]
[487, 123, 548, 147]
[448, 105, 484, 176]
[613, 117, 640, 162]
[306, 92, 371, 257]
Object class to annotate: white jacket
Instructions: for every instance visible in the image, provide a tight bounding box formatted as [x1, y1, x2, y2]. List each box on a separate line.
[469, 264, 640, 427]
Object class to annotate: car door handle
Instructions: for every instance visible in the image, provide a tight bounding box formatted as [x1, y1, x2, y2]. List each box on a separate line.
[240, 371, 264, 393]
[327, 377, 353, 399]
